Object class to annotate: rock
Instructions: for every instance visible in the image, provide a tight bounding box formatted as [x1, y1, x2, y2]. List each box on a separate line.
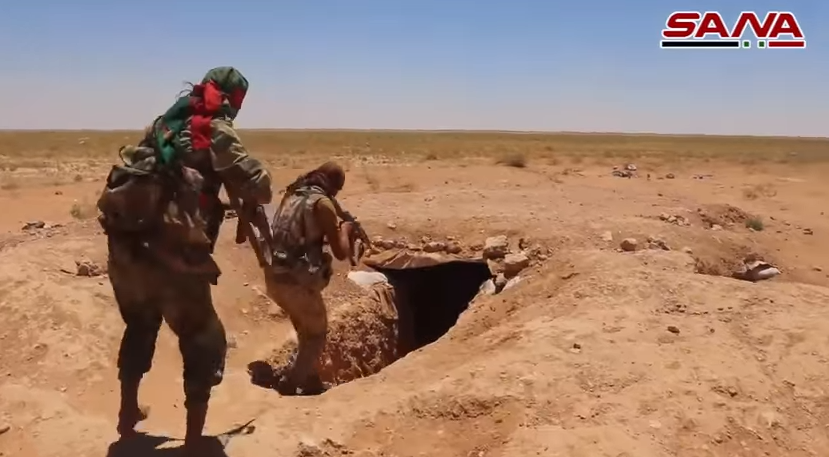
[76, 260, 104, 277]
[646, 236, 670, 251]
[620, 238, 638, 252]
[494, 273, 508, 289]
[803, 228, 814, 235]
[445, 242, 463, 254]
[503, 253, 530, 277]
[482, 235, 510, 259]
[667, 326, 680, 334]
[478, 279, 496, 296]
[469, 242, 484, 252]
[813, 266, 823, 272]
[600, 231, 613, 242]
[22, 221, 46, 231]
[516, 237, 527, 250]
[376, 239, 395, 250]
[710, 224, 723, 231]
[659, 213, 670, 221]
[666, 173, 675, 179]
[386, 222, 397, 230]
[347, 270, 388, 289]
[423, 241, 446, 253]
[682, 247, 694, 255]
[406, 244, 421, 251]
[0, 423, 9, 435]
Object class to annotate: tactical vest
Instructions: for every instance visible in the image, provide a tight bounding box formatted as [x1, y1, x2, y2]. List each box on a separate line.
[269, 185, 333, 290]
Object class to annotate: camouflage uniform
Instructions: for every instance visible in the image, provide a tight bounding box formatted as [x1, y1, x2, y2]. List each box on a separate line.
[97, 67, 271, 444]
[265, 185, 339, 394]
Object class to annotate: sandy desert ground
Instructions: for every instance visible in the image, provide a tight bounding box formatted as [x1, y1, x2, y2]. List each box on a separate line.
[1, 130, 829, 457]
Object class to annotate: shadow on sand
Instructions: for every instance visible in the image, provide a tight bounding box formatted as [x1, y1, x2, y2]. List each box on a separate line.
[105, 419, 256, 457]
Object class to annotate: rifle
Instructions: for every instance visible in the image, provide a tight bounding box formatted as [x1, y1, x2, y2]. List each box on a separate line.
[329, 197, 371, 266]
[222, 196, 274, 268]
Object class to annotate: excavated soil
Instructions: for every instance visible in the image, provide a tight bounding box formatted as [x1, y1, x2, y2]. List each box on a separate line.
[2, 160, 829, 457]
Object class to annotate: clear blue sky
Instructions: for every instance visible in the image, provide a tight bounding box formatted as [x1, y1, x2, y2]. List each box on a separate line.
[1, 0, 825, 136]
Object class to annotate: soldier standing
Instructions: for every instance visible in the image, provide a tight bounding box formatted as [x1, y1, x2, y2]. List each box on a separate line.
[96, 66, 272, 455]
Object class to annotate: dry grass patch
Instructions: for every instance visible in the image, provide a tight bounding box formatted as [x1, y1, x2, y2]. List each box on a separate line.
[742, 182, 778, 200]
[495, 152, 527, 168]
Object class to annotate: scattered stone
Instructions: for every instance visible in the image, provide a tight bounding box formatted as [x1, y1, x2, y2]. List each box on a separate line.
[666, 173, 675, 179]
[423, 241, 446, 253]
[667, 325, 680, 334]
[227, 335, 238, 349]
[469, 242, 484, 252]
[814, 266, 823, 272]
[726, 386, 738, 397]
[647, 236, 670, 251]
[445, 242, 463, 254]
[503, 253, 530, 277]
[0, 423, 9, 435]
[494, 273, 508, 289]
[803, 228, 814, 235]
[76, 260, 104, 277]
[710, 224, 723, 231]
[386, 222, 397, 230]
[659, 213, 690, 226]
[570, 343, 582, 354]
[620, 238, 638, 252]
[600, 231, 613, 242]
[612, 169, 635, 178]
[406, 243, 421, 251]
[682, 247, 693, 255]
[22, 221, 46, 231]
[482, 235, 510, 260]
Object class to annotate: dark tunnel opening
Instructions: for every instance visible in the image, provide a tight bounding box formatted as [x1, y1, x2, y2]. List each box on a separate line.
[374, 260, 493, 355]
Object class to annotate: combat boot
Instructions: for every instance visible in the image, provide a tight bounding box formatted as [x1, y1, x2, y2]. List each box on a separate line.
[183, 402, 208, 455]
[116, 378, 149, 437]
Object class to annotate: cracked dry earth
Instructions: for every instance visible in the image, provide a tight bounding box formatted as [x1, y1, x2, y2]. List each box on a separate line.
[2, 161, 829, 457]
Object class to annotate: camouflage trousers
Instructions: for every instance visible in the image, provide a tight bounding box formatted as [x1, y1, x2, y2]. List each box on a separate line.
[264, 269, 328, 388]
[108, 238, 227, 407]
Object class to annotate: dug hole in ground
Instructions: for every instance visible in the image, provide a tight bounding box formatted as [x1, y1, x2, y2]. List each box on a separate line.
[248, 247, 499, 389]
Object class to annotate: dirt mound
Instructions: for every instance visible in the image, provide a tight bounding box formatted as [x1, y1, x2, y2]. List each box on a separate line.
[697, 203, 757, 229]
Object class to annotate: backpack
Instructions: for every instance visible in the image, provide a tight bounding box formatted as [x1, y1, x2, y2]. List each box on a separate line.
[97, 144, 212, 251]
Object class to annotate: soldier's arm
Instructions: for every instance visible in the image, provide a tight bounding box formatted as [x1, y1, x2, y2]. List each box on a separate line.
[315, 197, 352, 261]
[210, 118, 273, 205]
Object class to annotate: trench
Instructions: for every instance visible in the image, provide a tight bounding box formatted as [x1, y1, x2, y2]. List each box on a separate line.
[247, 257, 494, 392]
